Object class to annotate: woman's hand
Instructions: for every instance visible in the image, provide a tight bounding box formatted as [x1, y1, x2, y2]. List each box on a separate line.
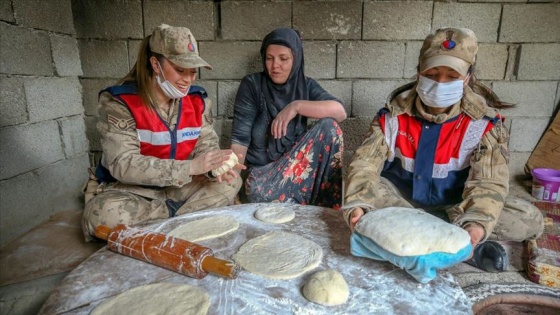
[271, 101, 299, 139]
[189, 149, 233, 176]
[349, 207, 365, 231]
[464, 223, 485, 259]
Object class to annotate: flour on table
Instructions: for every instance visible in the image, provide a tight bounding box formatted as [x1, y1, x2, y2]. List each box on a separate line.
[355, 207, 471, 256]
[232, 231, 322, 279]
[211, 152, 238, 177]
[168, 216, 239, 242]
[302, 269, 349, 306]
[254, 206, 295, 224]
[91, 282, 210, 315]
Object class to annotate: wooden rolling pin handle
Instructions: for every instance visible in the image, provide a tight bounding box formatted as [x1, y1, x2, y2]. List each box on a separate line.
[202, 256, 240, 279]
[95, 224, 112, 241]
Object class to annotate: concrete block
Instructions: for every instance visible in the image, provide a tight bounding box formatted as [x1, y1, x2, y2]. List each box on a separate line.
[12, 0, 75, 34]
[404, 41, 423, 79]
[84, 116, 101, 152]
[50, 34, 83, 77]
[143, 0, 214, 40]
[0, 76, 28, 127]
[0, 122, 64, 180]
[79, 39, 129, 78]
[352, 80, 411, 117]
[501, 4, 560, 43]
[294, 1, 362, 40]
[508, 117, 549, 152]
[492, 81, 557, 117]
[363, 2, 432, 40]
[194, 80, 218, 117]
[340, 116, 375, 153]
[475, 44, 508, 80]
[25, 77, 83, 123]
[81, 78, 116, 116]
[433, 3, 501, 43]
[128, 40, 142, 70]
[1, 0, 15, 22]
[59, 116, 89, 158]
[0, 155, 89, 245]
[509, 152, 531, 180]
[199, 41, 261, 80]
[518, 44, 560, 80]
[72, 0, 143, 39]
[337, 41, 405, 79]
[556, 82, 560, 106]
[316, 80, 353, 116]
[218, 81, 240, 119]
[216, 118, 233, 149]
[304, 41, 337, 79]
[0, 24, 53, 76]
[221, 1, 290, 40]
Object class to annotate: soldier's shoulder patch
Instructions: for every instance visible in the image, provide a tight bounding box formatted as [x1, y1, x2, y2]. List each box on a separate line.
[108, 114, 135, 130]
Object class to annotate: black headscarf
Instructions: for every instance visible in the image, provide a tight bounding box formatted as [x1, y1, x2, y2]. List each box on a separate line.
[260, 28, 309, 162]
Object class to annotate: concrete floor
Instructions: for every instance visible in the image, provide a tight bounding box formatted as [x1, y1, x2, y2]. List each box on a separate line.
[0, 179, 544, 315]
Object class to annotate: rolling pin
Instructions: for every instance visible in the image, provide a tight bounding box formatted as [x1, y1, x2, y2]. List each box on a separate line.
[95, 224, 240, 279]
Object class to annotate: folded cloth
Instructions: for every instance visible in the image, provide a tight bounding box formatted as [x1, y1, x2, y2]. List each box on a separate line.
[350, 208, 473, 283]
[465, 241, 508, 272]
[351, 232, 472, 283]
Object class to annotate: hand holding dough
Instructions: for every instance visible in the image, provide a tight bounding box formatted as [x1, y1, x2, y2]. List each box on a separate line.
[211, 152, 238, 177]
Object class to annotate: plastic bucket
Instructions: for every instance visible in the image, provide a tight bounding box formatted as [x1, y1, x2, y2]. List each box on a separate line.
[531, 168, 560, 202]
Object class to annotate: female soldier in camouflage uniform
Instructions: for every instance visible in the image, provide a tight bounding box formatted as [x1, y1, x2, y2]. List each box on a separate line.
[82, 24, 243, 241]
[343, 28, 543, 272]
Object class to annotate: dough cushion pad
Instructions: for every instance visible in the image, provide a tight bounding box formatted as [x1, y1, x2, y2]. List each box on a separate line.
[350, 207, 472, 283]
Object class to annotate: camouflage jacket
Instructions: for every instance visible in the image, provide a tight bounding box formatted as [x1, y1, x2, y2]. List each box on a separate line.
[342, 82, 510, 240]
[97, 90, 220, 188]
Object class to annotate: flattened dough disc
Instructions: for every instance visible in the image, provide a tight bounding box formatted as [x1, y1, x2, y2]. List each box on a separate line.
[232, 231, 323, 279]
[168, 216, 239, 242]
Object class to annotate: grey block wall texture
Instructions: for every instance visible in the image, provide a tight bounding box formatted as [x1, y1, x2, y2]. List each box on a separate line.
[1, 0, 559, 245]
[0, 1, 89, 247]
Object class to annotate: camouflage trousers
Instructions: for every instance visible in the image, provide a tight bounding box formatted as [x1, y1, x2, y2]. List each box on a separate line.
[345, 177, 543, 242]
[82, 175, 242, 241]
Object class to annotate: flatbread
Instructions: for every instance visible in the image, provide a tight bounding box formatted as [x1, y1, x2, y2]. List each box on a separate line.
[232, 231, 323, 279]
[211, 152, 238, 177]
[354, 207, 471, 256]
[302, 269, 349, 306]
[168, 216, 239, 242]
[254, 206, 295, 224]
[91, 282, 210, 315]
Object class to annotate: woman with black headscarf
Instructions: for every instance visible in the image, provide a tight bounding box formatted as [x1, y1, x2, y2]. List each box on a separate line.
[231, 28, 346, 209]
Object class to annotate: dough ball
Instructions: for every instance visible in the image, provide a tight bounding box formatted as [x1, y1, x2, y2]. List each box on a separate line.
[91, 282, 210, 315]
[211, 152, 238, 177]
[232, 231, 322, 279]
[169, 216, 239, 242]
[254, 206, 295, 224]
[302, 269, 349, 306]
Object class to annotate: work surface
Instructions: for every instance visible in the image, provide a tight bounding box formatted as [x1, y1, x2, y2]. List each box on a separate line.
[40, 203, 472, 314]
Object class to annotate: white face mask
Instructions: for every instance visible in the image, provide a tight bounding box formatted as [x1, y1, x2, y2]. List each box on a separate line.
[156, 62, 189, 99]
[416, 75, 464, 108]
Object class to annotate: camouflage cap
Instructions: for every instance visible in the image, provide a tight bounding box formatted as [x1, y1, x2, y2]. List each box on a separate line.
[149, 24, 212, 70]
[418, 27, 478, 76]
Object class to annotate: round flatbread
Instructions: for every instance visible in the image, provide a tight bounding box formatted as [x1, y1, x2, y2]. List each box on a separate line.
[91, 282, 210, 315]
[254, 206, 295, 224]
[302, 269, 349, 306]
[354, 207, 471, 256]
[169, 216, 239, 242]
[232, 231, 323, 279]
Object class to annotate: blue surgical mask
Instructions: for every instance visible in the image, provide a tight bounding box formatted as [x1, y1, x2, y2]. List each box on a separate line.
[416, 75, 464, 108]
[156, 62, 189, 99]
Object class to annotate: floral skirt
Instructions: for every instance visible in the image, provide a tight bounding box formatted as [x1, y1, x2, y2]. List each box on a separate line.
[245, 118, 343, 210]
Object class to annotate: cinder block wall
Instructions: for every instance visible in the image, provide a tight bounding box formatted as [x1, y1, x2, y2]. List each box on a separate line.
[1, 0, 559, 245]
[0, 0, 90, 247]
